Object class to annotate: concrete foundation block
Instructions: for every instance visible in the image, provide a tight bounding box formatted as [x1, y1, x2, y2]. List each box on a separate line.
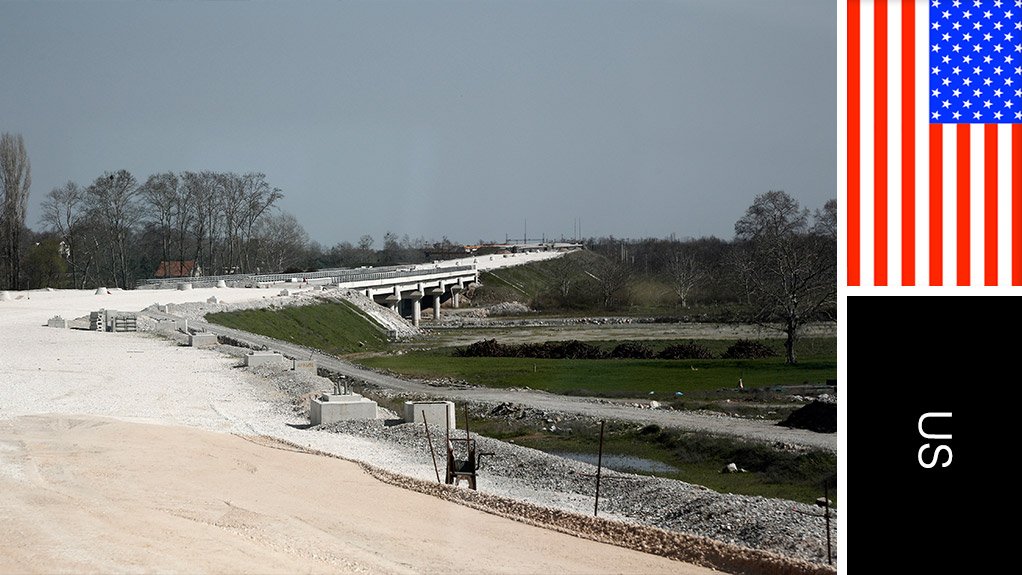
[403, 401, 456, 429]
[291, 359, 317, 373]
[47, 316, 69, 328]
[310, 393, 379, 424]
[189, 333, 218, 348]
[245, 351, 284, 367]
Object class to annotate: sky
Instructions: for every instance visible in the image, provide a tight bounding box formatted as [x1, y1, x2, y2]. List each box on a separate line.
[0, 0, 835, 247]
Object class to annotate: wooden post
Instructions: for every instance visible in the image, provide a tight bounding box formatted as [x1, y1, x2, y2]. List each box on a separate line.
[423, 410, 441, 484]
[594, 420, 605, 517]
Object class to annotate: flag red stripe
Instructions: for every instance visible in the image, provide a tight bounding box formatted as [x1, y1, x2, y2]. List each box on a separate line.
[930, 124, 943, 285]
[1014, 124, 1022, 286]
[874, 0, 888, 286]
[901, 0, 915, 286]
[957, 124, 970, 286]
[848, 0, 861, 286]
[984, 124, 998, 286]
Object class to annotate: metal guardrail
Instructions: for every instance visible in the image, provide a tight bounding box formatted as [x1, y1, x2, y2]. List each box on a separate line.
[139, 264, 476, 289]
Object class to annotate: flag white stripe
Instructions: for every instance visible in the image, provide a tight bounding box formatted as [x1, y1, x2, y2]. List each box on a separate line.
[860, 2, 875, 286]
[914, 0, 930, 285]
[887, 2, 902, 286]
[970, 123, 984, 285]
[998, 125, 1013, 286]
[915, 0, 932, 285]
[942, 123, 957, 286]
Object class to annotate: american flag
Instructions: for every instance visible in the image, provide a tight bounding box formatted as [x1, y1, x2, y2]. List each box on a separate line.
[846, 0, 1022, 286]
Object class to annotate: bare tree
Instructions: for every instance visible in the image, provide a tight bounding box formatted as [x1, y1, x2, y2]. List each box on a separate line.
[40, 181, 86, 287]
[0, 133, 31, 289]
[254, 211, 308, 272]
[585, 254, 633, 310]
[545, 253, 581, 306]
[664, 251, 705, 308]
[733, 191, 836, 364]
[238, 173, 283, 271]
[139, 172, 179, 268]
[357, 234, 374, 265]
[86, 170, 140, 288]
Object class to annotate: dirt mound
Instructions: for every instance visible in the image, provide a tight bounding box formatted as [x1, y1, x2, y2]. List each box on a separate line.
[778, 401, 836, 433]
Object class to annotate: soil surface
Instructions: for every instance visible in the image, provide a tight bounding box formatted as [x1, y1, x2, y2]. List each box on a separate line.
[0, 415, 701, 574]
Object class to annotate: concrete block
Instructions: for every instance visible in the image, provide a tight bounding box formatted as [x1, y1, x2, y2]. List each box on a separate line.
[189, 333, 218, 348]
[310, 392, 379, 424]
[245, 351, 284, 367]
[291, 359, 317, 373]
[177, 282, 193, 291]
[403, 401, 456, 429]
[47, 316, 69, 328]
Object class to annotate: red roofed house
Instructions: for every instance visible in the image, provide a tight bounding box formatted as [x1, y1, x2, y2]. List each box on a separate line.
[154, 260, 200, 278]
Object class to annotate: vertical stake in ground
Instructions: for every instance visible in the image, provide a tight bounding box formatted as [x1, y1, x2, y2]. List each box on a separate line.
[422, 410, 441, 484]
[594, 420, 605, 517]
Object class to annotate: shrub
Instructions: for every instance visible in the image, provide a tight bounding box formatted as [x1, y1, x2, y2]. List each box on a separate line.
[611, 342, 656, 359]
[456, 339, 508, 357]
[721, 339, 777, 359]
[658, 341, 714, 359]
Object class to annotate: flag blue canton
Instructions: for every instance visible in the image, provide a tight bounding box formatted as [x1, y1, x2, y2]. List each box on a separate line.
[929, 0, 1022, 123]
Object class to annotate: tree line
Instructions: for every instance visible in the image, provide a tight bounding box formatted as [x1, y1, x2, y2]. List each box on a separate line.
[2, 132, 836, 362]
[503, 192, 836, 363]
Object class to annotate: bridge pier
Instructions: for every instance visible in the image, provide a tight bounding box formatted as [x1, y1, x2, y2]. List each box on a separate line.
[430, 287, 444, 321]
[450, 283, 463, 308]
[407, 287, 424, 327]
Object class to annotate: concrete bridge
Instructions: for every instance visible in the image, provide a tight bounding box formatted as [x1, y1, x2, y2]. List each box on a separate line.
[344, 265, 477, 327]
[140, 264, 478, 327]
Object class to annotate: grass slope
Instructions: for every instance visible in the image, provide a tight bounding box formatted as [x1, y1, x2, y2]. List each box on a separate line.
[206, 301, 389, 355]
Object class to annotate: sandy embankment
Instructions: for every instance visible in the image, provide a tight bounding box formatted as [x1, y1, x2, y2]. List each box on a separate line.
[0, 287, 710, 573]
[0, 415, 703, 574]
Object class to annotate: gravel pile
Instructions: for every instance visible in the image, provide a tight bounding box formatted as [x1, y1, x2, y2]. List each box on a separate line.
[777, 402, 837, 433]
[312, 413, 836, 565]
[486, 301, 532, 316]
[330, 289, 420, 338]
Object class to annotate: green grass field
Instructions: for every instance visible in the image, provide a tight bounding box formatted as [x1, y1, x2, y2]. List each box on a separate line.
[206, 301, 390, 355]
[360, 338, 835, 397]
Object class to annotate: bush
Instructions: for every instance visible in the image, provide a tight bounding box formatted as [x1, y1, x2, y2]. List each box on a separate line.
[555, 340, 607, 360]
[455, 339, 606, 360]
[658, 341, 714, 359]
[456, 339, 508, 357]
[611, 342, 656, 359]
[721, 339, 777, 359]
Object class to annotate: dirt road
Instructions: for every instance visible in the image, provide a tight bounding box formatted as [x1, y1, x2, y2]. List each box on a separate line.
[187, 317, 837, 452]
[0, 414, 709, 575]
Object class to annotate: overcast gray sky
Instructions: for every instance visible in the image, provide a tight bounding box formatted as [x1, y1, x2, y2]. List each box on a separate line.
[0, 0, 835, 246]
